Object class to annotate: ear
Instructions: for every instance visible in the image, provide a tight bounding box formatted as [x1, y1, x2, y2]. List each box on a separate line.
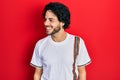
[60, 22, 65, 28]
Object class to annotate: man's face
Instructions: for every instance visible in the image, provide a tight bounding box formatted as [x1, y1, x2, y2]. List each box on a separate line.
[44, 10, 63, 35]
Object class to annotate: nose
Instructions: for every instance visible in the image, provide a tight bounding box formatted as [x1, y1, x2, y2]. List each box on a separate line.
[44, 19, 50, 26]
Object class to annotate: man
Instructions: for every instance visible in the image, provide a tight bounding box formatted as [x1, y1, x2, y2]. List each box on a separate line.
[30, 2, 91, 80]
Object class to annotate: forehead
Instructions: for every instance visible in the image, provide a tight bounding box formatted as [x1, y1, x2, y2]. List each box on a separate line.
[45, 10, 58, 19]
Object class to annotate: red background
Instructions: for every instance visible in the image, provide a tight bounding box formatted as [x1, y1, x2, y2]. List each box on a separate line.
[1, 0, 120, 80]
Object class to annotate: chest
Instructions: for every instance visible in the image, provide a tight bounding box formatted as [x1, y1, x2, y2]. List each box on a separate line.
[41, 43, 74, 66]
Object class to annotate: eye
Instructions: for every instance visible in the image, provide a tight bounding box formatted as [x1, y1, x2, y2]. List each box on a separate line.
[49, 19, 52, 22]
[49, 18, 54, 22]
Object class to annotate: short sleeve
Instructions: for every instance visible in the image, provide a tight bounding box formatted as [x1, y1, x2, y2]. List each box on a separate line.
[76, 38, 91, 66]
[30, 43, 43, 68]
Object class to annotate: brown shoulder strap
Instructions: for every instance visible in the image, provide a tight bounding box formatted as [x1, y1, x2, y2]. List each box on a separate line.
[73, 36, 80, 80]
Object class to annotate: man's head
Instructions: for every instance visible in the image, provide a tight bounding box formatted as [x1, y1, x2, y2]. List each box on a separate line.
[42, 2, 70, 35]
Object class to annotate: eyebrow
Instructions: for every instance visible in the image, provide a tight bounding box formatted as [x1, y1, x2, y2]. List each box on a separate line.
[48, 18, 54, 20]
[44, 17, 54, 20]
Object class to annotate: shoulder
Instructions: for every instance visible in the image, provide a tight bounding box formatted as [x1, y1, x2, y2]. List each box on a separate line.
[35, 36, 50, 48]
[68, 33, 84, 43]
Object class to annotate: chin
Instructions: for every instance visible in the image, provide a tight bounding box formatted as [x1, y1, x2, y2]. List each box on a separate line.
[46, 32, 52, 35]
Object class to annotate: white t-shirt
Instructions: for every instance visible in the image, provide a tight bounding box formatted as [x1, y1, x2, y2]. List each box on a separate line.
[30, 33, 91, 80]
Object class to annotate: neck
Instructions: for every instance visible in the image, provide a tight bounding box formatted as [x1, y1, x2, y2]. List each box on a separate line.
[51, 29, 67, 42]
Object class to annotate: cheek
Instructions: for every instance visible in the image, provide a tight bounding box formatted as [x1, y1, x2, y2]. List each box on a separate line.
[50, 23, 56, 28]
[53, 22, 60, 27]
[50, 21, 60, 28]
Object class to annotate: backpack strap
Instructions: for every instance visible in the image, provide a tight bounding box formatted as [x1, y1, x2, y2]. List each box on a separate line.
[73, 36, 80, 80]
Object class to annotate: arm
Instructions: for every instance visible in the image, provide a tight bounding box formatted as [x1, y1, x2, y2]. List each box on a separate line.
[78, 66, 86, 80]
[34, 67, 43, 80]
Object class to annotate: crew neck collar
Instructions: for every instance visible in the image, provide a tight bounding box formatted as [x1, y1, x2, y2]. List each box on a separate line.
[49, 33, 70, 46]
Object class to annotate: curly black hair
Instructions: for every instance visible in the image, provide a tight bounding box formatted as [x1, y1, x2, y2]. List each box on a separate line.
[42, 2, 70, 29]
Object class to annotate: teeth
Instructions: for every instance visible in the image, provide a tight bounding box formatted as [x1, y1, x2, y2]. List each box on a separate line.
[46, 27, 51, 30]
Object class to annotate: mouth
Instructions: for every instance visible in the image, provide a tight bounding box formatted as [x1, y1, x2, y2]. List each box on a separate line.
[46, 27, 51, 30]
[45, 26, 53, 35]
[46, 26, 53, 31]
